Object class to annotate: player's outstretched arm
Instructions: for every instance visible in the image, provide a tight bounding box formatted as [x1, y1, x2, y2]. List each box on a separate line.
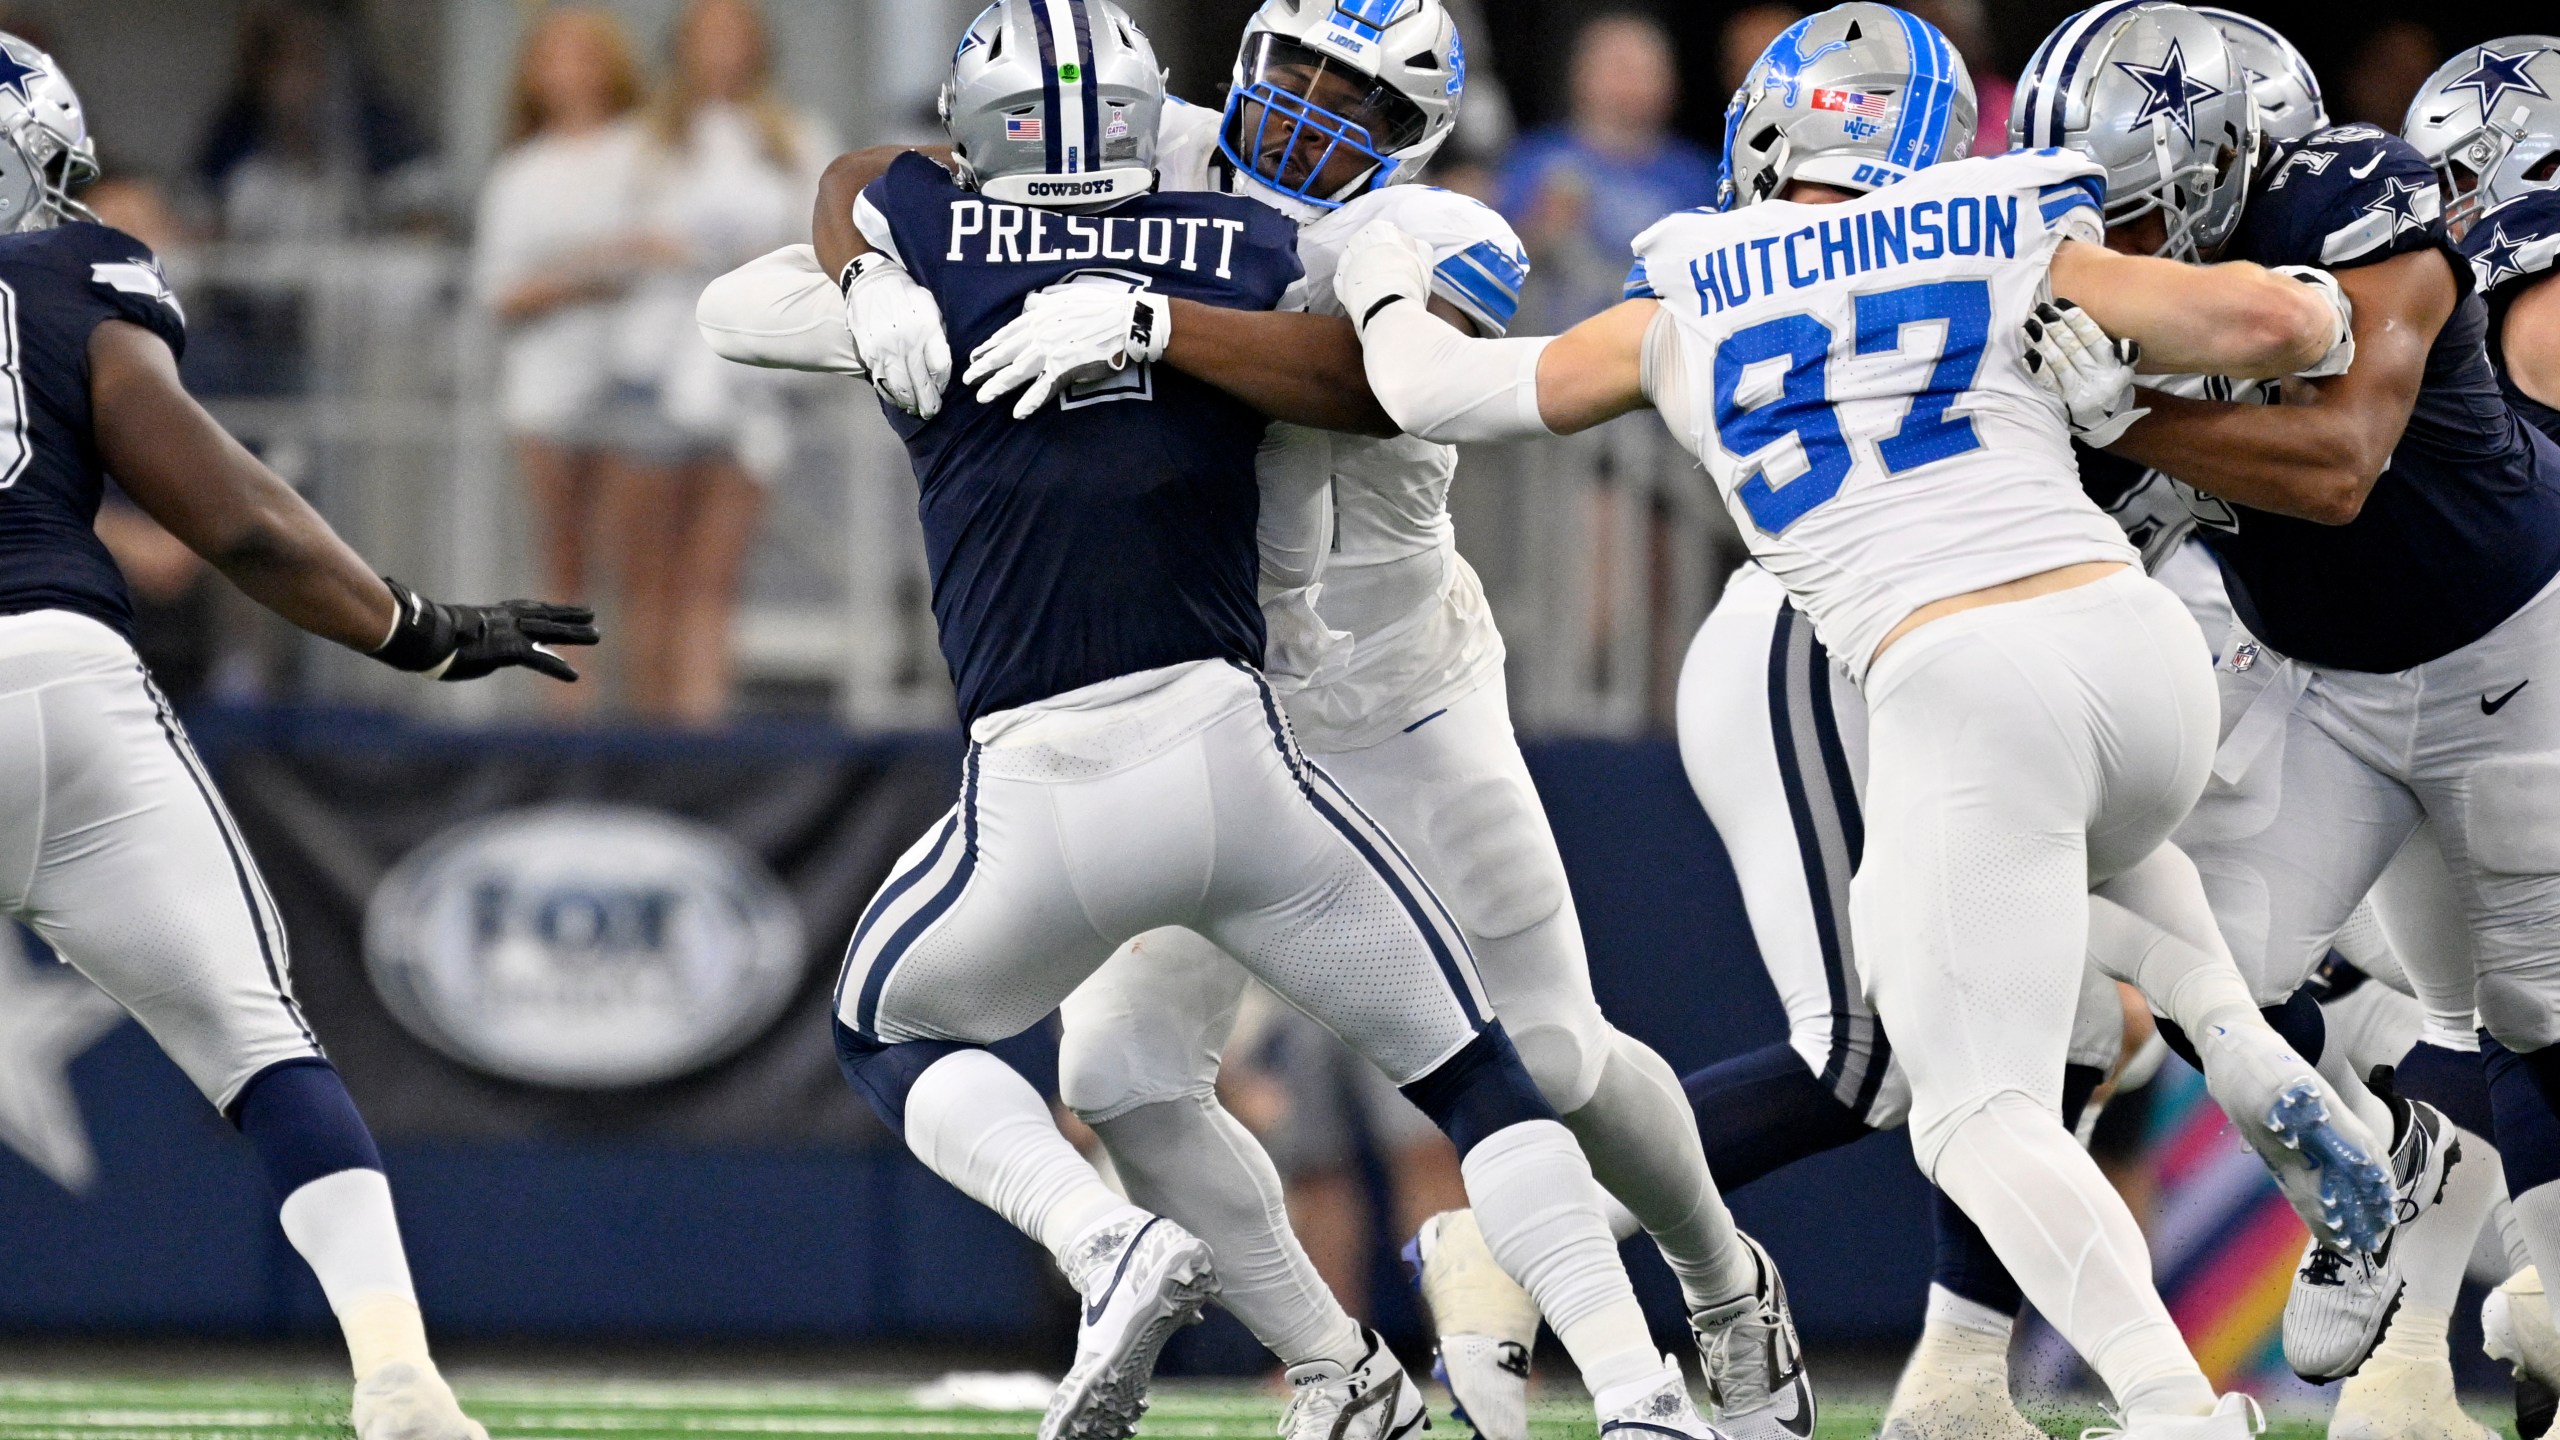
[2048, 241, 2340, 378]
[1339, 221, 1651, 441]
[2101, 249, 2457, 526]
[1159, 303, 1398, 437]
[89, 320, 598, 680]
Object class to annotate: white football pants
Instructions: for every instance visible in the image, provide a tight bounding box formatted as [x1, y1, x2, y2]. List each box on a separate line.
[0, 610, 320, 1110]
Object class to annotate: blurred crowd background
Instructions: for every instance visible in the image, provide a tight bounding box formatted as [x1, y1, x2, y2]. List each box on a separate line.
[36, 0, 2535, 740]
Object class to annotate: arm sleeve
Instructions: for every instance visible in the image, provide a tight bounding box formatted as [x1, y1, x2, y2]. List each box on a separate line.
[1357, 298, 1553, 443]
[695, 244, 864, 374]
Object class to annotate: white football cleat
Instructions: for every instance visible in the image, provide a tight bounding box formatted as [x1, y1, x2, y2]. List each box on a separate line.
[2329, 1348, 2498, 1440]
[1691, 1233, 1815, 1440]
[1595, 1361, 1728, 1439]
[1406, 1210, 1538, 1440]
[2483, 1268, 2560, 1439]
[2284, 1097, 2457, 1380]
[1039, 1213, 1216, 1440]
[2199, 1021, 2396, 1255]
[351, 1363, 488, 1440]
[2089, 1392, 2264, 1440]
[1280, 1328, 1430, 1440]
[1876, 1320, 2045, 1440]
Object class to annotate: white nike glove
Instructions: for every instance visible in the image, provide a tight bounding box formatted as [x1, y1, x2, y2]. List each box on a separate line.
[965, 282, 1172, 420]
[2271, 264, 2356, 378]
[2023, 299, 2149, 447]
[1333, 219, 1437, 339]
[840, 252, 951, 420]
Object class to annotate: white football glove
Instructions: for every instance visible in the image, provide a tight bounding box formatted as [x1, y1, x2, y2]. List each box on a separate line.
[840, 253, 951, 421]
[1333, 219, 1437, 338]
[965, 282, 1172, 420]
[2023, 299, 2149, 447]
[2271, 264, 2356, 378]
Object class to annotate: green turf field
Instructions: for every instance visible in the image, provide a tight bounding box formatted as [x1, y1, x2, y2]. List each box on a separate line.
[0, 1375, 2391, 1440]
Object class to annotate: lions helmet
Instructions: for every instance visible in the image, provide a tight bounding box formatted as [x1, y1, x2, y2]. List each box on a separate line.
[2196, 8, 2326, 145]
[1218, 0, 1465, 210]
[2013, 2, 2261, 260]
[1719, 2, 1978, 210]
[0, 35, 95, 233]
[940, 0, 1164, 208]
[2403, 37, 2560, 235]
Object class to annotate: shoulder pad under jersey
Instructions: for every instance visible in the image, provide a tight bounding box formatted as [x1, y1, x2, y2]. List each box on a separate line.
[2251, 126, 2450, 269]
[2464, 190, 2560, 301]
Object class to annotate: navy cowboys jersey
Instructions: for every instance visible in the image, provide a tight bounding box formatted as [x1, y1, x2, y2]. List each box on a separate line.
[0, 223, 185, 639]
[858, 153, 1302, 725]
[2461, 189, 2560, 443]
[2208, 123, 2560, 672]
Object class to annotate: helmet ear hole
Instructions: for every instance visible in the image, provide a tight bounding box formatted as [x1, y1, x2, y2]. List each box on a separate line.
[2529, 153, 2560, 183]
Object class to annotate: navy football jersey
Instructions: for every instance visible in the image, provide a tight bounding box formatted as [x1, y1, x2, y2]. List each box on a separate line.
[859, 153, 1302, 724]
[2206, 124, 2560, 671]
[2461, 189, 2560, 443]
[0, 223, 185, 639]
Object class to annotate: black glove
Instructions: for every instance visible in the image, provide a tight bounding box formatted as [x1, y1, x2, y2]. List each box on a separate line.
[371, 577, 598, 682]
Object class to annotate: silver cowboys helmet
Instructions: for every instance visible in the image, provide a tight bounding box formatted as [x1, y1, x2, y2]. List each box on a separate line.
[2013, 2, 2261, 259]
[0, 35, 96, 233]
[2196, 8, 2325, 144]
[940, 0, 1164, 207]
[2403, 37, 2560, 236]
[1218, 0, 1465, 210]
[1720, 3, 1977, 210]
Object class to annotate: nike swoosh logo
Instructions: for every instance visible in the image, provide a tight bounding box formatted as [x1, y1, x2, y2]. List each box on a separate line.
[1084, 1218, 1159, 1326]
[1773, 1377, 1816, 1438]
[2485, 680, 2532, 714]
[2349, 155, 2385, 179]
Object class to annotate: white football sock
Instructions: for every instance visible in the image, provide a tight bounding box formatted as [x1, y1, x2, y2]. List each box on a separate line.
[1564, 1031, 1753, 1308]
[277, 1169, 429, 1379]
[1462, 1119, 1659, 1397]
[1925, 1283, 2016, 1346]
[902, 1049, 1127, 1266]
[1931, 1094, 2214, 1423]
[2395, 1126, 2504, 1316]
[1092, 1093, 1364, 1369]
[2513, 1181, 2560, 1334]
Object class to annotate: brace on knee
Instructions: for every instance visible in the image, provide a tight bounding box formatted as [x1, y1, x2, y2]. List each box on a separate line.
[1681, 1040, 1876, 1189]
[1930, 1063, 2106, 1317]
[1400, 1024, 1560, 1157]
[229, 1058, 384, 1199]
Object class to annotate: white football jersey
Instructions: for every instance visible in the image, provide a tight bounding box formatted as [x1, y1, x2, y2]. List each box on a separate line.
[1162, 98, 1529, 750]
[1634, 151, 2137, 674]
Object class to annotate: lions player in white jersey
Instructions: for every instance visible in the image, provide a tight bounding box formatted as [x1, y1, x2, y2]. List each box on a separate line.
[707, 7, 1794, 1437]
[1330, 3, 2384, 1431]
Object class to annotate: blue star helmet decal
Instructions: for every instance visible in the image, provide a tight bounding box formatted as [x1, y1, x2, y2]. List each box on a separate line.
[2115, 38, 2222, 141]
[2446, 45, 2552, 118]
[0, 45, 44, 107]
[2363, 175, 2437, 239]
[2472, 224, 2533, 289]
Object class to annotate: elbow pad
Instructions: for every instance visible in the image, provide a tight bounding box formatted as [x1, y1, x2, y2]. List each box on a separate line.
[697, 245, 865, 374]
[1359, 299, 1555, 444]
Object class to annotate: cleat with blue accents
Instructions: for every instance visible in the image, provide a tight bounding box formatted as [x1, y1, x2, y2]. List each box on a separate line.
[1040, 1213, 1217, 1440]
[2194, 1017, 2394, 1256]
[2260, 1079, 2398, 1253]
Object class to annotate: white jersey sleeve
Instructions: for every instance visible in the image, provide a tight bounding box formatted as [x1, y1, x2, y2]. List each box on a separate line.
[1299, 186, 1531, 335]
[1635, 150, 2134, 674]
[1154, 98, 1225, 196]
[695, 244, 861, 374]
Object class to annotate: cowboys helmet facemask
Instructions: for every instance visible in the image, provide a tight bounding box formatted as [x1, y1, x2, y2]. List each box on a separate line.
[2014, 2, 2261, 260]
[2403, 37, 2560, 237]
[1217, 0, 1464, 212]
[940, 0, 1164, 208]
[1719, 2, 1978, 211]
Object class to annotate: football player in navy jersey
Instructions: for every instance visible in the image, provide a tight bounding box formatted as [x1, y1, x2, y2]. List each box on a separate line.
[0, 33, 594, 1440]
[2021, 4, 2560, 1427]
[2406, 32, 2560, 1414]
[798, 6, 1719, 1439]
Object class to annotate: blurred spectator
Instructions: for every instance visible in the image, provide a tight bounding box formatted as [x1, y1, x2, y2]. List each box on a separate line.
[473, 5, 651, 720]
[193, 1, 439, 241]
[1497, 11, 1719, 328]
[600, 0, 835, 727]
[1717, 3, 1808, 101]
[1904, 0, 2013, 155]
[2338, 20, 2440, 130]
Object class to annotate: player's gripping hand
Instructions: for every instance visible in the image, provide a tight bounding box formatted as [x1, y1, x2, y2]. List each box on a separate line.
[2023, 300, 2150, 447]
[372, 577, 600, 683]
[2271, 264, 2356, 378]
[841, 253, 951, 420]
[965, 282, 1171, 419]
[1333, 220, 1436, 338]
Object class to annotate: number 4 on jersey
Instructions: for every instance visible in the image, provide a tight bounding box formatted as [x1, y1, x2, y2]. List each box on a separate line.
[1715, 277, 1990, 533]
